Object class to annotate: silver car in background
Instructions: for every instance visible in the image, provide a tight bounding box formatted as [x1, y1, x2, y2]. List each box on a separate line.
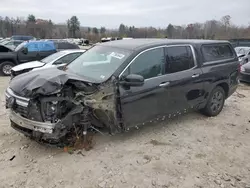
[11, 49, 85, 78]
[235, 46, 250, 65]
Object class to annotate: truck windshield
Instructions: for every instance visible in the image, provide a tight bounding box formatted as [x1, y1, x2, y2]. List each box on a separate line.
[67, 45, 132, 82]
[41, 51, 68, 64]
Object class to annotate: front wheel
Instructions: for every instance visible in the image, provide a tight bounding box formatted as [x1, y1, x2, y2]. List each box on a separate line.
[201, 86, 225, 117]
[0, 61, 15, 76]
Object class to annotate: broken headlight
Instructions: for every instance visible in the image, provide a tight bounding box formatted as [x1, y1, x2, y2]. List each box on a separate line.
[41, 97, 74, 123]
[44, 101, 59, 123]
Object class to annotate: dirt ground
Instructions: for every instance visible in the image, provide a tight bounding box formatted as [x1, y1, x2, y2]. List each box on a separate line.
[0, 76, 250, 188]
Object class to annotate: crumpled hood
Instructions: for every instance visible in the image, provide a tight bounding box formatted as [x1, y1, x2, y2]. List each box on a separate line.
[9, 67, 98, 98]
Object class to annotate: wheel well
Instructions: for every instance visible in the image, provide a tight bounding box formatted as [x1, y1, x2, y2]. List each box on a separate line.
[0, 59, 15, 64]
[217, 83, 229, 97]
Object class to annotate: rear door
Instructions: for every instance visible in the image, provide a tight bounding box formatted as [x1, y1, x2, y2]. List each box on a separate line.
[159, 45, 204, 115]
[200, 43, 238, 99]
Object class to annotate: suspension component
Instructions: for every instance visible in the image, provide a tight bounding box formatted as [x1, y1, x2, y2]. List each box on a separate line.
[79, 107, 93, 150]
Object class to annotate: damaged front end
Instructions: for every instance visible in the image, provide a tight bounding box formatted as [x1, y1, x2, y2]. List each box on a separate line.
[6, 68, 123, 147]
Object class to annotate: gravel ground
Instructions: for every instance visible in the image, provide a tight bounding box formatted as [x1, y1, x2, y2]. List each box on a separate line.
[0, 76, 250, 188]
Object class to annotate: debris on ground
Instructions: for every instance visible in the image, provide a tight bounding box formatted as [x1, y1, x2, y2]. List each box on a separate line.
[148, 139, 170, 146]
[9, 155, 15, 161]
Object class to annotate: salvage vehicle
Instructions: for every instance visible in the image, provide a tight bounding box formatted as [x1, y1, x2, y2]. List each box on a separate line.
[5, 39, 239, 147]
[11, 49, 86, 78]
[239, 61, 250, 83]
[54, 41, 80, 50]
[235, 46, 250, 65]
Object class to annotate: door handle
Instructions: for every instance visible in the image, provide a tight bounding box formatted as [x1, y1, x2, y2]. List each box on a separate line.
[159, 82, 170, 87]
[192, 74, 200, 78]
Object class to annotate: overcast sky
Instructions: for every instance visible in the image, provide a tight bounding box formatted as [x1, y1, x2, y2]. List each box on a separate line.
[1, 0, 250, 28]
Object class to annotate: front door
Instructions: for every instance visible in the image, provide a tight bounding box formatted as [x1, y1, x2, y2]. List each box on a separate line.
[18, 43, 39, 63]
[119, 46, 170, 128]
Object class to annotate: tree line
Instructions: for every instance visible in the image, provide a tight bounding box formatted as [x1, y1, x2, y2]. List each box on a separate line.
[0, 14, 249, 42]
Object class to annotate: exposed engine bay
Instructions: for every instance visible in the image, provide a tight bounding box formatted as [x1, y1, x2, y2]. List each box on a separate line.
[6, 68, 124, 149]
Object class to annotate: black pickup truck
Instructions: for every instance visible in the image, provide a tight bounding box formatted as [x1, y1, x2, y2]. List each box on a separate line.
[0, 41, 57, 75]
[5, 39, 239, 146]
[0, 40, 79, 76]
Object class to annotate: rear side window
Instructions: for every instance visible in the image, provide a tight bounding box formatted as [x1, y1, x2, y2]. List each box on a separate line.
[202, 44, 234, 62]
[38, 42, 55, 51]
[165, 46, 195, 74]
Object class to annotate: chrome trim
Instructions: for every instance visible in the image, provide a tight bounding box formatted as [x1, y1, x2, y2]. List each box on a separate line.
[6, 87, 29, 102]
[118, 44, 198, 80]
[9, 110, 55, 134]
[5, 87, 30, 107]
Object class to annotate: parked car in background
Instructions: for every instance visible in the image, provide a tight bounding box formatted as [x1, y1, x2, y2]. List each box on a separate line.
[0, 40, 81, 76]
[10, 35, 35, 41]
[5, 39, 239, 145]
[101, 37, 122, 42]
[54, 41, 80, 50]
[0, 38, 10, 44]
[240, 61, 250, 83]
[235, 47, 250, 65]
[0, 40, 57, 75]
[1, 40, 23, 49]
[11, 49, 85, 78]
[229, 38, 250, 48]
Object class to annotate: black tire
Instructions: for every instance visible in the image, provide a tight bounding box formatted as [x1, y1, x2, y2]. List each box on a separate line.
[201, 86, 225, 117]
[0, 61, 15, 76]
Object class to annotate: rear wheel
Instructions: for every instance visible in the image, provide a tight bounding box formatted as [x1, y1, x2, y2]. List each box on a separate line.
[201, 86, 225, 117]
[0, 61, 15, 76]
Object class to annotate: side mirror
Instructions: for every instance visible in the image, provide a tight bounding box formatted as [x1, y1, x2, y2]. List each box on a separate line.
[22, 47, 28, 54]
[57, 64, 66, 70]
[120, 74, 144, 87]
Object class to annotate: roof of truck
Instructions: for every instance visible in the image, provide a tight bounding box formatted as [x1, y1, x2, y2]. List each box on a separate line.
[99, 38, 229, 50]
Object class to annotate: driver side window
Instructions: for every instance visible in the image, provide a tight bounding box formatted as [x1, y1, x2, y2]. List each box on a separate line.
[123, 47, 164, 79]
